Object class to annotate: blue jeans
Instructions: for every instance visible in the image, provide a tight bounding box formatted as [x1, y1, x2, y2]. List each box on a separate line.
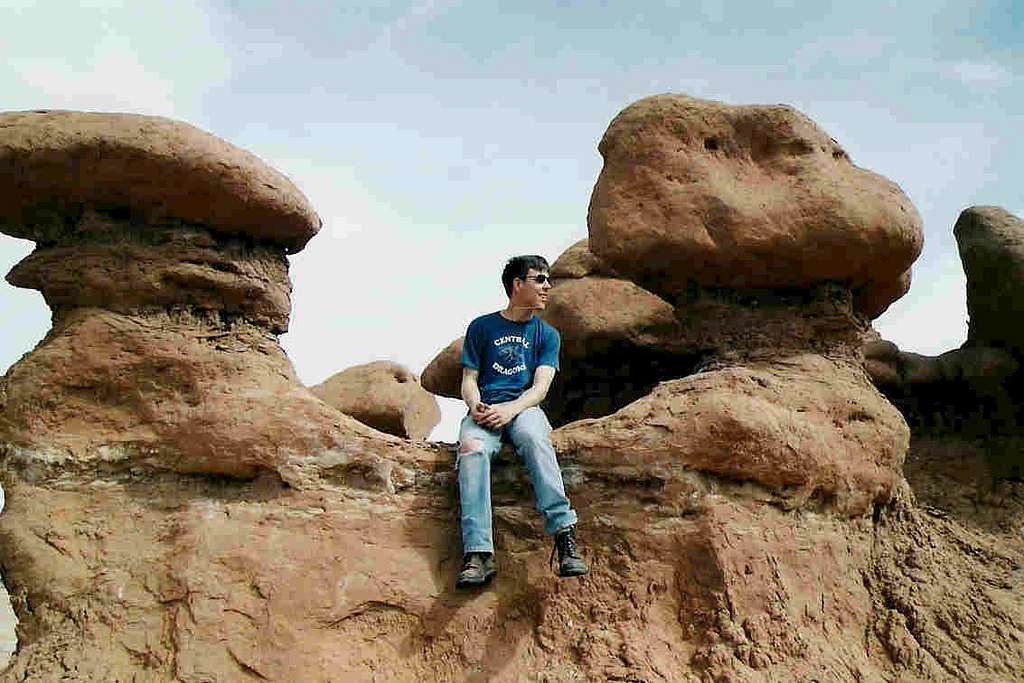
[457, 406, 578, 554]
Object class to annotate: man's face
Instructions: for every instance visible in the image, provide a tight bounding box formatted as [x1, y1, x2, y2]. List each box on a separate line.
[513, 267, 553, 310]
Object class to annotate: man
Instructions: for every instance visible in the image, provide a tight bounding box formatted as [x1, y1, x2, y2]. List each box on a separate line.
[455, 254, 588, 589]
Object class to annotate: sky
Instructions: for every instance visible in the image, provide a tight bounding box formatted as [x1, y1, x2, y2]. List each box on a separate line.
[1, 0, 1021, 441]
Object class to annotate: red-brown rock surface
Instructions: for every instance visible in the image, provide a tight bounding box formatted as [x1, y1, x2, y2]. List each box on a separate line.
[588, 95, 923, 318]
[955, 206, 1024, 349]
[549, 237, 605, 279]
[2, 429, 1020, 681]
[420, 336, 464, 400]
[0, 307, 404, 479]
[2, 106, 1022, 682]
[0, 110, 320, 252]
[310, 361, 441, 440]
[0, 113, 375, 478]
[541, 275, 680, 360]
[554, 354, 908, 515]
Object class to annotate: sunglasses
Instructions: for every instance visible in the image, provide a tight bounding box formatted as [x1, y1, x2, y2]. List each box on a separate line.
[522, 274, 553, 285]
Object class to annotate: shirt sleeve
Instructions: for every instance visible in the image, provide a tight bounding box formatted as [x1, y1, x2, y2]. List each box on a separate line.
[537, 324, 560, 371]
[460, 320, 481, 370]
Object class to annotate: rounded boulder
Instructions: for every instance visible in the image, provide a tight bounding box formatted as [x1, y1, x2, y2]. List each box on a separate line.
[311, 361, 441, 440]
[588, 95, 923, 317]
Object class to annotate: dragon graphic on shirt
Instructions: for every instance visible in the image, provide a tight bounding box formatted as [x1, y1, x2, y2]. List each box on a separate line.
[498, 344, 524, 367]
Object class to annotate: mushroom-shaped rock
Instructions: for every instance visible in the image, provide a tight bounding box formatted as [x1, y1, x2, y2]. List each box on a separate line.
[0, 111, 386, 478]
[588, 94, 923, 318]
[0, 111, 320, 251]
[421, 337, 464, 399]
[955, 206, 1024, 349]
[310, 361, 441, 440]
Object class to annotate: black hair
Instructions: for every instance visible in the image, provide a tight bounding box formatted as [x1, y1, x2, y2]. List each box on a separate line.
[501, 255, 550, 297]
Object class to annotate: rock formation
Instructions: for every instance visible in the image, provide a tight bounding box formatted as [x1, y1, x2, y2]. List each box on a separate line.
[587, 95, 922, 319]
[310, 361, 441, 440]
[416, 95, 1021, 680]
[0, 112, 444, 677]
[0, 103, 1021, 682]
[543, 98, 921, 549]
[420, 336, 464, 399]
[0, 111, 401, 479]
[956, 206, 1024, 349]
[426, 97, 925, 427]
[865, 206, 1024, 480]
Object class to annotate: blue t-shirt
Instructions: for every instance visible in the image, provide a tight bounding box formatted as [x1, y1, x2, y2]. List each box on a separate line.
[461, 312, 560, 404]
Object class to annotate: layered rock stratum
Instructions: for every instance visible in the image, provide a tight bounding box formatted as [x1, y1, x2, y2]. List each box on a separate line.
[1, 101, 1022, 682]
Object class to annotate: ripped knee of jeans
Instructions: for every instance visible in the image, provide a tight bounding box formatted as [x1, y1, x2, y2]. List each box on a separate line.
[458, 438, 484, 456]
[455, 438, 485, 471]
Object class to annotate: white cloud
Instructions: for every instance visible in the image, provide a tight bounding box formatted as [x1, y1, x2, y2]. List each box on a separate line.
[945, 59, 1013, 88]
[0, 1, 233, 378]
[10, 34, 177, 115]
[0, 0, 231, 121]
[792, 30, 895, 73]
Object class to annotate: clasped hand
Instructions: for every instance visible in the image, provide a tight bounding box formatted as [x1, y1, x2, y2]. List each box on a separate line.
[471, 401, 518, 430]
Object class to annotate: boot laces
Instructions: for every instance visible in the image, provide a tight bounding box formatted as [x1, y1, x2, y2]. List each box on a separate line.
[550, 527, 579, 569]
[560, 530, 579, 558]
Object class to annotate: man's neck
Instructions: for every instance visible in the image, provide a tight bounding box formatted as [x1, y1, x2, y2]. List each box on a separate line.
[501, 304, 535, 323]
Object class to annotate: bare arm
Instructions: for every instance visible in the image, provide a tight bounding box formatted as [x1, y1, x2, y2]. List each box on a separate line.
[506, 365, 556, 415]
[461, 367, 482, 412]
[478, 365, 556, 429]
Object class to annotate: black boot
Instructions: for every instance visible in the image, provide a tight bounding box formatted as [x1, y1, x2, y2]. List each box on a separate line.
[551, 526, 589, 578]
[456, 552, 496, 589]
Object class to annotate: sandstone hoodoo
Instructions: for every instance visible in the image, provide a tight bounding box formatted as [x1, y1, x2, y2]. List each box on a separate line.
[427, 96, 925, 428]
[413, 96, 1021, 679]
[1, 104, 1021, 681]
[310, 361, 441, 440]
[541, 95, 922, 514]
[0, 111, 385, 478]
